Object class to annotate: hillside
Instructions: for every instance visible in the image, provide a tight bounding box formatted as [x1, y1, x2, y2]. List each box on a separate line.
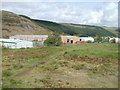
[2, 10, 116, 38]
[33, 20, 116, 37]
[2, 10, 53, 38]
[63, 23, 118, 35]
[101, 26, 118, 36]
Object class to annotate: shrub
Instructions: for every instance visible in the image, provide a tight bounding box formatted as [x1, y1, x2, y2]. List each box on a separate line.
[94, 35, 102, 43]
[87, 40, 92, 43]
[44, 33, 62, 46]
[64, 51, 68, 55]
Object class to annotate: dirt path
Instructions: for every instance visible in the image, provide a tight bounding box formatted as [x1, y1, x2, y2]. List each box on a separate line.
[14, 62, 46, 77]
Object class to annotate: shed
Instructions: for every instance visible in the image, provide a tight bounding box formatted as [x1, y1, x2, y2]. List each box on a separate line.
[0, 39, 33, 49]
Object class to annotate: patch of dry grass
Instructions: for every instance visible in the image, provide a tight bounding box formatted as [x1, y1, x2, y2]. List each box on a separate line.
[2, 43, 118, 88]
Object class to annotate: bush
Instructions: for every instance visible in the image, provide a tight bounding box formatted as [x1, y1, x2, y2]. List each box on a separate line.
[87, 40, 92, 43]
[64, 52, 68, 55]
[94, 35, 102, 43]
[44, 33, 62, 46]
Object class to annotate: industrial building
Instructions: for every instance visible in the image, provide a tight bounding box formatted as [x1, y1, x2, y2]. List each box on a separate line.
[0, 39, 33, 49]
[10, 35, 48, 43]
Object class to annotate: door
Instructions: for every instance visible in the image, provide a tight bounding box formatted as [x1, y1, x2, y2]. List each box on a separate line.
[71, 40, 73, 44]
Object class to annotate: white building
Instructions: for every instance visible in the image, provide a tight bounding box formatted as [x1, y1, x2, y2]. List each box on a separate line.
[0, 39, 33, 49]
[80, 37, 94, 42]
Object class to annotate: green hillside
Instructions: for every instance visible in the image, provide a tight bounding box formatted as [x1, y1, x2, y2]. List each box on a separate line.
[101, 26, 118, 36]
[19, 14, 116, 37]
[33, 19, 116, 37]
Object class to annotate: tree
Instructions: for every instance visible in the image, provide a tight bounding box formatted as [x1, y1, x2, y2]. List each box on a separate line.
[102, 37, 110, 43]
[44, 33, 62, 46]
[94, 35, 102, 43]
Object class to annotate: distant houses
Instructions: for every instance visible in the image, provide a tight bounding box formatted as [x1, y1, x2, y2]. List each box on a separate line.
[10, 35, 86, 45]
[0, 34, 119, 49]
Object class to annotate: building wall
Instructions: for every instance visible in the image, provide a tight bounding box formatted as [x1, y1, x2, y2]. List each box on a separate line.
[1, 40, 33, 49]
[61, 36, 80, 44]
[16, 41, 33, 48]
[80, 37, 94, 42]
[2, 43, 16, 48]
[109, 38, 120, 43]
[0, 42, 2, 47]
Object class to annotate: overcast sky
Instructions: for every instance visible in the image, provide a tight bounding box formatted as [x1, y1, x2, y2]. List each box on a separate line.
[2, 2, 118, 27]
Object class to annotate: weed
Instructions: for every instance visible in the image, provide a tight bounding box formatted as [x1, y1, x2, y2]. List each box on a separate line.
[3, 71, 12, 77]
[59, 61, 69, 67]
[72, 64, 85, 70]
[2, 43, 118, 88]
[64, 51, 68, 55]
[10, 79, 21, 85]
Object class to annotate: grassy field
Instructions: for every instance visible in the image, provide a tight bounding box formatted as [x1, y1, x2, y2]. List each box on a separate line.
[2, 43, 118, 88]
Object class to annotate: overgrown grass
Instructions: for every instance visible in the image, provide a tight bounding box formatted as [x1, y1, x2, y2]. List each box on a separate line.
[2, 43, 118, 88]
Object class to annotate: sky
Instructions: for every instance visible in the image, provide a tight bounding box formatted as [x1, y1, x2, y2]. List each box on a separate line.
[2, 1, 118, 27]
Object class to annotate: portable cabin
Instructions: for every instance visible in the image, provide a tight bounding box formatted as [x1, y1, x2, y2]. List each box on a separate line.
[0, 39, 33, 49]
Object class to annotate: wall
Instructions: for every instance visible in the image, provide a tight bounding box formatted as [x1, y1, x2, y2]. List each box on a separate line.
[80, 37, 94, 42]
[61, 36, 80, 44]
[16, 41, 33, 48]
